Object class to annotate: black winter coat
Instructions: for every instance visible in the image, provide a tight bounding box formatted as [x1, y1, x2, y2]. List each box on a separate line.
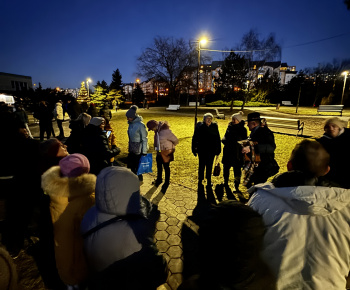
[317, 128, 350, 188]
[192, 122, 221, 156]
[81, 124, 120, 175]
[222, 121, 247, 166]
[249, 125, 278, 178]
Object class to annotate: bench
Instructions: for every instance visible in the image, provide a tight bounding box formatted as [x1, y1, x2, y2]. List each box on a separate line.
[317, 105, 344, 116]
[261, 115, 304, 136]
[166, 104, 180, 111]
[281, 101, 293, 106]
[215, 108, 225, 119]
[189, 102, 200, 107]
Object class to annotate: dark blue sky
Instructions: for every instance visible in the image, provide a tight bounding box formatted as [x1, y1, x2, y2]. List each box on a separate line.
[1, 0, 349, 89]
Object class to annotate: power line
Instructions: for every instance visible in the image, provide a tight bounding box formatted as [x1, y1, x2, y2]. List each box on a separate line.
[283, 32, 350, 49]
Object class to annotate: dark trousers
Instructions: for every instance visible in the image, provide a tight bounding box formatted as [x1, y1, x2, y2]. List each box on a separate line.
[127, 152, 143, 180]
[39, 121, 51, 141]
[198, 153, 215, 185]
[56, 120, 64, 138]
[156, 153, 170, 192]
[223, 163, 242, 184]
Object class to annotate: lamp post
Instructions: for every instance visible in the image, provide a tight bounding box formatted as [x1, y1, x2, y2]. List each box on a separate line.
[86, 78, 92, 100]
[195, 37, 207, 129]
[341, 71, 349, 105]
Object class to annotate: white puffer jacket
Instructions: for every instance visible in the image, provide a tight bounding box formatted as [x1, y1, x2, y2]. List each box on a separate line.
[248, 182, 350, 290]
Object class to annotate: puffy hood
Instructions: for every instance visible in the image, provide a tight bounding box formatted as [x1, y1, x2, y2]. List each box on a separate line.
[95, 166, 145, 216]
[41, 166, 96, 199]
[248, 182, 350, 216]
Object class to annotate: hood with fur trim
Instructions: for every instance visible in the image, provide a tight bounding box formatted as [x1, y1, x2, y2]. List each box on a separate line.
[42, 166, 96, 199]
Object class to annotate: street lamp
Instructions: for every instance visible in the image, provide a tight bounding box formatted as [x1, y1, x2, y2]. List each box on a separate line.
[86, 78, 92, 99]
[195, 37, 208, 129]
[341, 71, 348, 105]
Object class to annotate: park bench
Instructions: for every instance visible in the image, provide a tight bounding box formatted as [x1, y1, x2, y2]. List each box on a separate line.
[317, 105, 344, 116]
[282, 101, 293, 106]
[189, 102, 200, 107]
[261, 115, 304, 136]
[214, 108, 225, 119]
[166, 104, 180, 111]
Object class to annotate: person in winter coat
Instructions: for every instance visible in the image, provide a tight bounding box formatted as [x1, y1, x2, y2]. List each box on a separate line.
[81, 117, 120, 175]
[126, 105, 148, 181]
[54, 100, 65, 139]
[41, 153, 96, 288]
[65, 113, 91, 154]
[14, 103, 33, 138]
[147, 120, 179, 194]
[80, 166, 168, 290]
[99, 104, 112, 122]
[192, 113, 221, 188]
[248, 139, 350, 289]
[241, 112, 279, 189]
[67, 98, 82, 121]
[221, 111, 247, 193]
[316, 117, 350, 188]
[87, 103, 99, 118]
[36, 100, 54, 141]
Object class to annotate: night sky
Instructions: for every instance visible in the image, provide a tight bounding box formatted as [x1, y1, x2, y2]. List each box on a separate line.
[1, 0, 349, 89]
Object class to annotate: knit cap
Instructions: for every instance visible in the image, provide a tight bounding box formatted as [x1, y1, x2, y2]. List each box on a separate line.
[89, 117, 104, 127]
[203, 113, 214, 121]
[231, 111, 244, 122]
[324, 117, 345, 129]
[126, 105, 138, 119]
[59, 153, 90, 178]
[40, 138, 62, 158]
[147, 120, 158, 131]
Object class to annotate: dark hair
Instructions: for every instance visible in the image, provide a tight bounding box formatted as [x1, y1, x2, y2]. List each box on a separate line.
[289, 139, 330, 177]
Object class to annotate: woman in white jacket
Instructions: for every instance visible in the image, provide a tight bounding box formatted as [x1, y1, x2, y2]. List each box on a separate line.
[248, 140, 350, 290]
[55, 100, 65, 139]
[147, 120, 179, 194]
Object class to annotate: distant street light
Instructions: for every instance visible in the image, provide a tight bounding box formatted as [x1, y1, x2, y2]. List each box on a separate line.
[341, 71, 348, 105]
[86, 78, 92, 99]
[195, 37, 208, 129]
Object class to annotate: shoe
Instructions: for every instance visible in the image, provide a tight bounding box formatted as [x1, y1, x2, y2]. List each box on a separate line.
[152, 179, 162, 187]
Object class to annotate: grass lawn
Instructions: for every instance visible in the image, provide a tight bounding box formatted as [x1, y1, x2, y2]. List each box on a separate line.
[110, 111, 306, 192]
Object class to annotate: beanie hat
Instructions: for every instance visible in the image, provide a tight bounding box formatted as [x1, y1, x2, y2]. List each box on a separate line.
[324, 117, 345, 130]
[247, 112, 261, 122]
[203, 113, 214, 121]
[89, 117, 104, 126]
[231, 111, 244, 122]
[147, 120, 158, 131]
[59, 153, 90, 178]
[126, 105, 138, 119]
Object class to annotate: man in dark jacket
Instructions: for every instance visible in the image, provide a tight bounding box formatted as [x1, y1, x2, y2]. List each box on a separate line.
[36, 100, 54, 141]
[242, 112, 279, 189]
[81, 117, 120, 175]
[192, 113, 221, 189]
[222, 111, 247, 192]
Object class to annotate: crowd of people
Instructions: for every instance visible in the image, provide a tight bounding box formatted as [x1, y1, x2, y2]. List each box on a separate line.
[1, 99, 350, 289]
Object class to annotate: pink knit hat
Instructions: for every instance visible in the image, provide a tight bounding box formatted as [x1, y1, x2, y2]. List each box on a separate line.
[59, 153, 90, 178]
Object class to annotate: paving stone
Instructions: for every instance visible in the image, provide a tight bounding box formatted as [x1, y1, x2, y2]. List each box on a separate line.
[166, 225, 181, 235]
[167, 245, 182, 259]
[155, 230, 169, 241]
[157, 221, 168, 231]
[168, 258, 184, 274]
[166, 216, 180, 226]
[167, 234, 181, 246]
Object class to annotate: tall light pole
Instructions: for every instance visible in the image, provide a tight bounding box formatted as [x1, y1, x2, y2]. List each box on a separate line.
[341, 71, 348, 105]
[195, 37, 207, 129]
[86, 78, 92, 100]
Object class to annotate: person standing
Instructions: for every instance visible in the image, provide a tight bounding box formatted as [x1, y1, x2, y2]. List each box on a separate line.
[99, 103, 112, 122]
[126, 105, 148, 182]
[36, 100, 53, 141]
[221, 111, 247, 193]
[147, 120, 179, 194]
[316, 117, 350, 188]
[241, 112, 279, 189]
[14, 103, 33, 138]
[192, 113, 221, 189]
[81, 117, 120, 175]
[54, 100, 65, 140]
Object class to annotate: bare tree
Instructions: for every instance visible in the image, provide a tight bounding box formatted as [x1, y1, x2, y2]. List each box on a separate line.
[137, 36, 196, 103]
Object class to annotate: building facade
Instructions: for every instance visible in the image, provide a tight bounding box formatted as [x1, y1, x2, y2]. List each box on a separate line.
[0, 72, 33, 93]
